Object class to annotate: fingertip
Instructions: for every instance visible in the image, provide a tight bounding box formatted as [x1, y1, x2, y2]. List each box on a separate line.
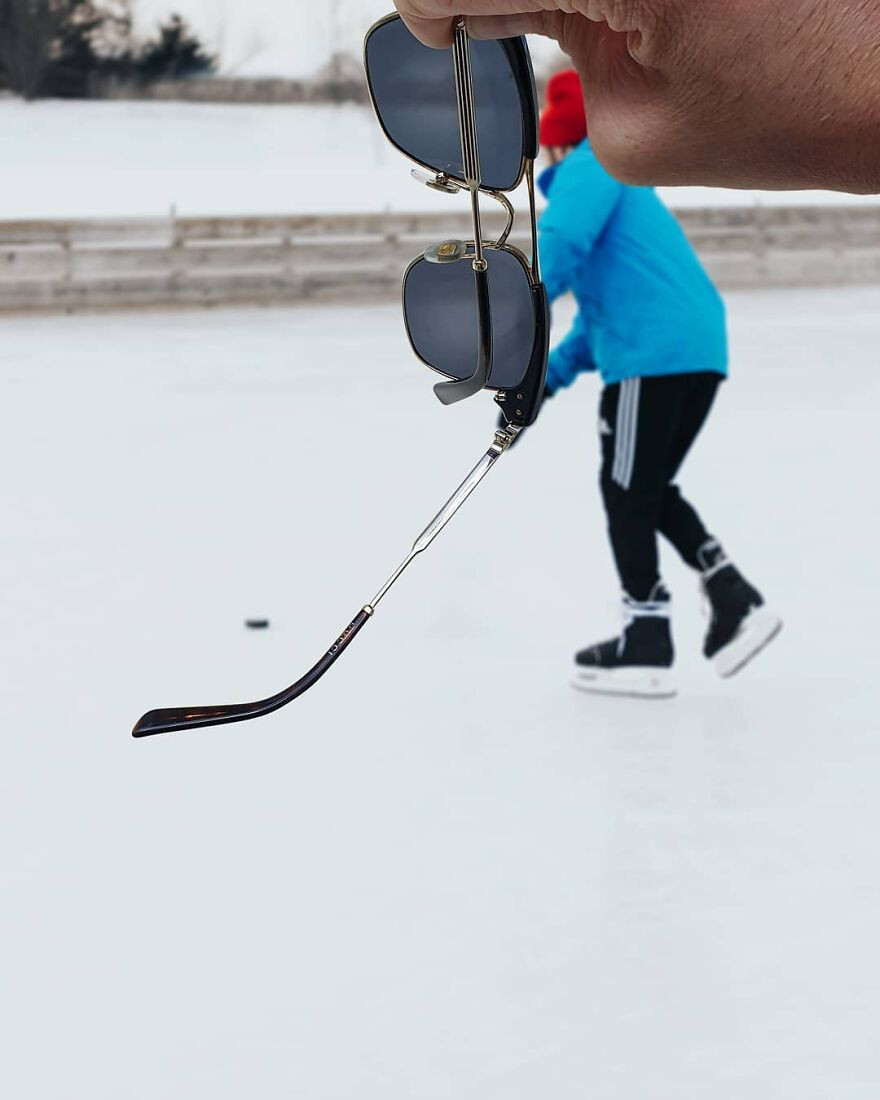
[400, 15, 454, 48]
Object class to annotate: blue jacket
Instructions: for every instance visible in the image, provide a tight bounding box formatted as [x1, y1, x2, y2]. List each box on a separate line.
[539, 140, 728, 391]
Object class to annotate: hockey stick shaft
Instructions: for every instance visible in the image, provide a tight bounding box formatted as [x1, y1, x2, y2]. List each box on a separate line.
[132, 425, 518, 737]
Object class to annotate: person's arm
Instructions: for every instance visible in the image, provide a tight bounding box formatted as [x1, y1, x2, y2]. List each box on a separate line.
[540, 155, 623, 303]
[394, 0, 880, 194]
[546, 311, 595, 395]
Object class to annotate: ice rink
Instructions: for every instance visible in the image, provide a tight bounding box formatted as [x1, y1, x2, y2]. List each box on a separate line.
[2, 286, 880, 1097]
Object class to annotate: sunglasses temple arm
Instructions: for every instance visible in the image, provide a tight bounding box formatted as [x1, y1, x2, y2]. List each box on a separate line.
[433, 18, 493, 407]
[132, 422, 522, 738]
[526, 159, 541, 283]
[369, 422, 520, 609]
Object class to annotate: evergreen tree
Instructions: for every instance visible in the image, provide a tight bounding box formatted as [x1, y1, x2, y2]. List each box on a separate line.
[0, 4, 213, 99]
[135, 14, 215, 83]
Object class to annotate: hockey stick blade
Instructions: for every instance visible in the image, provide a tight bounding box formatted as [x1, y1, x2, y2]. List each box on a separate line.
[132, 608, 372, 738]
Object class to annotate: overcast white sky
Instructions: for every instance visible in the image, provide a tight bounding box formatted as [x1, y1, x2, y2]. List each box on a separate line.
[132, 0, 563, 76]
[133, 0, 391, 72]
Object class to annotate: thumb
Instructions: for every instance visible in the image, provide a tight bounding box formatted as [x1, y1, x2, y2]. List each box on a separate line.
[398, 14, 455, 48]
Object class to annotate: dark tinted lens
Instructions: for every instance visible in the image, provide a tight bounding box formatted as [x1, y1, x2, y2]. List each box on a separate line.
[404, 249, 536, 390]
[366, 17, 525, 192]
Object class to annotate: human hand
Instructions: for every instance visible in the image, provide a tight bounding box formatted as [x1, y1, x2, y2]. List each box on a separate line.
[393, 1, 880, 194]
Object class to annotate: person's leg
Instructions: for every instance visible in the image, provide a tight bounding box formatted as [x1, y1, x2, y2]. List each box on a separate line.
[600, 376, 684, 600]
[657, 373, 721, 569]
[647, 373, 783, 676]
[575, 376, 689, 696]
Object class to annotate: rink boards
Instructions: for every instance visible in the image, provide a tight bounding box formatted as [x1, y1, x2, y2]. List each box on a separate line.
[2, 205, 880, 313]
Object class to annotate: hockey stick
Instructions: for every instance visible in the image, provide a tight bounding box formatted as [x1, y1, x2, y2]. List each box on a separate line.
[132, 422, 520, 738]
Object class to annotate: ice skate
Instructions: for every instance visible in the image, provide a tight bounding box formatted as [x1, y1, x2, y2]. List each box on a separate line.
[699, 540, 782, 678]
[572, 583, 677, 699]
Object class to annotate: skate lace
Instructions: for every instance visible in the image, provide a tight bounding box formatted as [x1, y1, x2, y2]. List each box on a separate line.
[701, 559, 732, 583]
[699, 556, 734, 624]
[618, 593, 670, 658]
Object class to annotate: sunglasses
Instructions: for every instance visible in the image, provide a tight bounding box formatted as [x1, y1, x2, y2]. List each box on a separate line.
[366, 13, 549, 425]
[132, 15, 548, 739]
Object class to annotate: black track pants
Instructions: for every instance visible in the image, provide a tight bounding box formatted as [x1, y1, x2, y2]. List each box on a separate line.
[599, 372, 721, 601]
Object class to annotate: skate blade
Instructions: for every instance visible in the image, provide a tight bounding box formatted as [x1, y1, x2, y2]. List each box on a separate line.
[570, 666, 677, 699]
[713, 606, 783, 679]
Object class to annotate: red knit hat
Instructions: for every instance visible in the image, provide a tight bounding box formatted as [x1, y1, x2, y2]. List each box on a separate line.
[540, 69, 587, 148]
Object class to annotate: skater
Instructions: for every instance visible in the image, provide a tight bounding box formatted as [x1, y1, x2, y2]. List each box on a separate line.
[514, 70, 781, 697]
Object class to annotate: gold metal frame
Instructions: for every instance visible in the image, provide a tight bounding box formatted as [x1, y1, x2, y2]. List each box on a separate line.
[364, 12, 542, 397]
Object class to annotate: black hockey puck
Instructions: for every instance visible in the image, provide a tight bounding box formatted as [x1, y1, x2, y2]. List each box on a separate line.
[245, 618, 270, 630]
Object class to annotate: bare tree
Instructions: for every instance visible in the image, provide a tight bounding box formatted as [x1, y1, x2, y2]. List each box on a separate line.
[0, 0, 133, 99]
[0, 0, 59, 100]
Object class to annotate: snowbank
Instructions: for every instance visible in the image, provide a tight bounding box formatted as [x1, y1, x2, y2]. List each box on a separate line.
[2, 98, 878, 220]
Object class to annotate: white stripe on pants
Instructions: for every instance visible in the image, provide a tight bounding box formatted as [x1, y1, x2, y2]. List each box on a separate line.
[612, 377, 641, 490]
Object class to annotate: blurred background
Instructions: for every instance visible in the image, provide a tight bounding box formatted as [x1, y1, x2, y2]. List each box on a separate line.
[2, 3, 880, 1098]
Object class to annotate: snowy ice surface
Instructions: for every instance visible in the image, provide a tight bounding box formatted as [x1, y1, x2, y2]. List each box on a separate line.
[2, 98, 880, 220]
[2, 286, 880, 1098]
